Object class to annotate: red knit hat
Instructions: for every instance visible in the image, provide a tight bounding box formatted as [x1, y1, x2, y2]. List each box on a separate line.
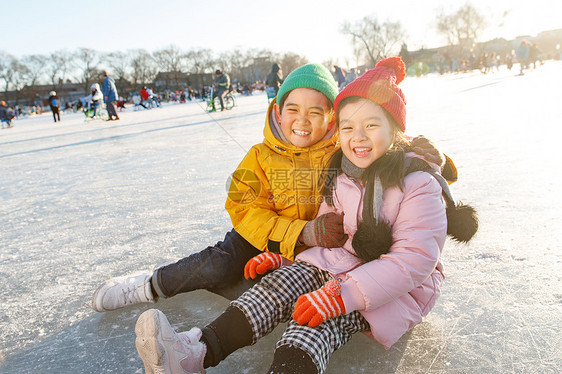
[334, 56, 407, 131]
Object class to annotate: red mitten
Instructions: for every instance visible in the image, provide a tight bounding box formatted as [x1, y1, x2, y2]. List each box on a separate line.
[244, 252, 283, 280]
[292, 280, 345, 327]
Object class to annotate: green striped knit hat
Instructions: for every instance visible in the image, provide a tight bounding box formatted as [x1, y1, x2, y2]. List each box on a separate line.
[276, 63, 338, 107]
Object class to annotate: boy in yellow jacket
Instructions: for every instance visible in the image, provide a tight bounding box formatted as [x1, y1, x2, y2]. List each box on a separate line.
[92, 64, 450, 312]
[92, 64, 348, 311]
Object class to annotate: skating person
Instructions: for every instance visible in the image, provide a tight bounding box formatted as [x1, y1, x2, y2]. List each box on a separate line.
[265, 63, 284, 96]
[516, 41, 530, 75]
[333, 65, 346, 91]
[48, 91, 61, 123]
[102, 71, 120, 120]
[0, 100, 15, 128]
[211, 69, 230, 111]
[140, 86, 151, 108]
[91, 63, 453, 314]
[133, 57, 477, 374]
[89, 83, 103, 118]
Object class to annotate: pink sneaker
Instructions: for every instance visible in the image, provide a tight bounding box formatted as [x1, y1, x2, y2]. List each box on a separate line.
[135, 309, 206, 374]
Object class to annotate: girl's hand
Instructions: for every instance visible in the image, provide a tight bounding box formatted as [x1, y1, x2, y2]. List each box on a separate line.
[293, 280, 345, 327]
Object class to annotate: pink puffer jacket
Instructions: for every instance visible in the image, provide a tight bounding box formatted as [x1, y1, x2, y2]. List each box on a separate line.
[296, 166, 447, 349]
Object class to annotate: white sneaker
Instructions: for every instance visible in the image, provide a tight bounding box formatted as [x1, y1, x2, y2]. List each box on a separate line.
[91, 271, 154, 312]
[135, 309, 206, 374]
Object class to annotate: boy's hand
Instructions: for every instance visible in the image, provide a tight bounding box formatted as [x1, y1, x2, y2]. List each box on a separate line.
[410, 135, 445, 167]
[244, 252, 283, 280]
[301, 213, 348, 248]
[293, 280, 345, 327]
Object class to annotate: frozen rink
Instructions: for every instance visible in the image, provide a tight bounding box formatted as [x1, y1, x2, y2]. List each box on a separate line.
[1, 62, 561, 373]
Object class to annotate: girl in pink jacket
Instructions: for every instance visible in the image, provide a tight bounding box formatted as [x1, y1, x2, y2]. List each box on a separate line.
[133, 57, 478, 374]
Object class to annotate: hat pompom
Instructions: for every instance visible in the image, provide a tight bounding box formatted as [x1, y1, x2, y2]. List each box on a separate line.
[375, 57, 406, 85]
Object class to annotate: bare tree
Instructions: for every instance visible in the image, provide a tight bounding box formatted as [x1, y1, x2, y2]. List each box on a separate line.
[341, 17, 406, 66]
[129, 49, 157, 89]
[47, 50, 73, 89]
[21, 55, 47, 86]
[280, 52, 308, 76]
[153, 45, 185, 73]
[436, 4, 487, 53]
[0, 52, 15, 96]
[74, 48, 101, 93]
[239, 49, 274, 83]
[184, 48, 215, 74]
[0, 54, 33, 104]
[215, 51, 235, 77]
[105, 51, 130, 81]
[8, 58, 31, 104]
[351, 43, 363, 68]
[225, 49, 249, 82]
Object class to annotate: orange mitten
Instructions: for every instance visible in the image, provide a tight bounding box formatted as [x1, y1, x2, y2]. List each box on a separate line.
[244, 252, 283, 280]
[292, 280, 345, 327]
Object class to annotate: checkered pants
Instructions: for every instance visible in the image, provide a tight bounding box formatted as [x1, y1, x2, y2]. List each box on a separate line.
[231, 261, 370, 373]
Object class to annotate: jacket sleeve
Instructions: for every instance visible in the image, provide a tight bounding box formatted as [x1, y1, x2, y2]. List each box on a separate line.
[340, 172, 447, 313]
[101, 79, 108, 96]
[225, 147, 307, 261]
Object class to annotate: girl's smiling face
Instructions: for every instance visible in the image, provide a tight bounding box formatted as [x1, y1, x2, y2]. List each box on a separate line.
[338, 98, 396, 169]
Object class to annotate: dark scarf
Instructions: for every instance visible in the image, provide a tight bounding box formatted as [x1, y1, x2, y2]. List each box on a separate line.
[341, 154, 365, 179]
[341, 154, 392, 263]
[341, 155, 384, 225]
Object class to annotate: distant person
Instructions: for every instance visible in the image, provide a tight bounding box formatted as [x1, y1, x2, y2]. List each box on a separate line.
[345, 67, 357, 85]
[505, 52, 514, 71]
[147, 88, 160, 107]
[516, 41, 530, 75]
[333, 65, 346, 91]
[102, 71, 119, 120]
[48, 91, 61, 123]
[89, 83, 103, 118]
[140, 86, 151, 108]
[212, 69, 230, 111]
[0, 100, 15, 128]
[132, 94, 144, 110]
[266, 63, 284, 95]
[528, 43, 541, 69]
[117, 96, 126, 111]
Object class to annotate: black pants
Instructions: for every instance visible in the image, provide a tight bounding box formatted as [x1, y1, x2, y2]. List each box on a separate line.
[152, 229, 262, 300]
[51, 107, 60, 122]
[212, 89, 227, 110]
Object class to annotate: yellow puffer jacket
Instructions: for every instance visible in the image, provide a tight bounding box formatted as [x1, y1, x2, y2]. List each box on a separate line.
[225, 100, 338, 260]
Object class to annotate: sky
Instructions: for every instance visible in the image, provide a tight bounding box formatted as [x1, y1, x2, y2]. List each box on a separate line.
[4, 0, 562, 66]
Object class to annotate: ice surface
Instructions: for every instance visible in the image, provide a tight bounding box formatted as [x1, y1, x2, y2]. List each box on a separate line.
[1, 62, 561, 373]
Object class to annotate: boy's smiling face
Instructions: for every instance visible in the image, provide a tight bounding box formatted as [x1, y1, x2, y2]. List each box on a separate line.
[274, 88, 333, 148]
